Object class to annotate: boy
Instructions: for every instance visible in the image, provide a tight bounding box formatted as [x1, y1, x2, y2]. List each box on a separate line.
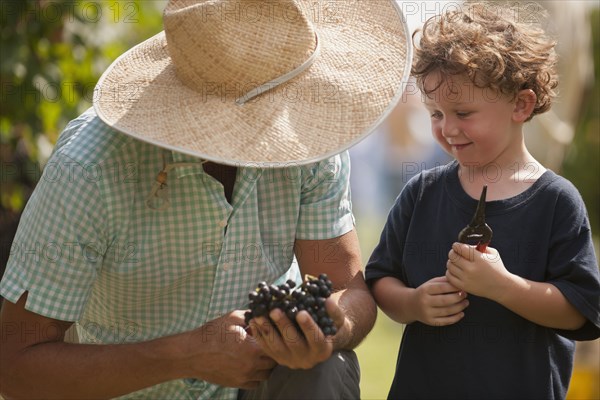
[365, 3, 600, 399]
[0, 0, 412, 399]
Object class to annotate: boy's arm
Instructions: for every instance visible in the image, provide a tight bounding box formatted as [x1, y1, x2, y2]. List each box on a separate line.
[0, 292, 275, 399]
[494, 272, 586, 330]
[371, 276, 419, 324]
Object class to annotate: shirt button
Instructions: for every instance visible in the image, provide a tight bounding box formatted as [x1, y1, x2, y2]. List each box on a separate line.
[218, 219, 228, 228]
[222, 263, 230, 271]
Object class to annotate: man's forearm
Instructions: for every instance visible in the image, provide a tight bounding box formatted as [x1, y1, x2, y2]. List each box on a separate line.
[294, 230, 376, 351]
[2, 332, 188, 400]
[332, 279, 377, 350]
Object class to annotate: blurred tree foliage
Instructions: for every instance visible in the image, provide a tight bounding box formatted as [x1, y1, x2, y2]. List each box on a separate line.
[0, 0, 164, 271]
[562, 7, 600, 236]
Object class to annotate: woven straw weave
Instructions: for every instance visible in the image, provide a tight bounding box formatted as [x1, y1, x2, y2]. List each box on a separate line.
[94, 0, 411, 166]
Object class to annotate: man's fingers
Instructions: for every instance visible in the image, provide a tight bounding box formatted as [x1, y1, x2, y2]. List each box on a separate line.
[324, 298, 345, 329]
[269, 309, 308, 346]
[256, 355, 277, 370]
[296, 311, 327, 347]
[250, 317, 280, 350]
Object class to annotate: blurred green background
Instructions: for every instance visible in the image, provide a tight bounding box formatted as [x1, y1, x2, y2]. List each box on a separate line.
[1, 1, 598, 399]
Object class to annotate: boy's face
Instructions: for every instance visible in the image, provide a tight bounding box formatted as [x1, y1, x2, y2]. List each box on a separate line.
[422, 73, 522, 169]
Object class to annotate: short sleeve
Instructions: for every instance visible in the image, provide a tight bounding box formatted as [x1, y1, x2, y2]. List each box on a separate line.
[0, 152, 107, 321]
[545, 184, 600, 340]
[295, 151, 354, 240]
[365, 174, 420, 285]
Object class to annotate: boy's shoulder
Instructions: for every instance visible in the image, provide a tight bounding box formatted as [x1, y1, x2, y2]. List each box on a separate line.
[533, 171, 591, 230]
[404, 161, 456, 192]
[529, 169, 585, 208]
[391, 161, 455, 209]
[422, 161, 455, 182]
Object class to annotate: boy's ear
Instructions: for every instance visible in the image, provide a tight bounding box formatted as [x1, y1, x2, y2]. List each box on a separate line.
[512, 89, 537, 122]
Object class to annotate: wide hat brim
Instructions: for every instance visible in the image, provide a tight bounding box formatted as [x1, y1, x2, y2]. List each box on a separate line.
[93, 0, 412, 167]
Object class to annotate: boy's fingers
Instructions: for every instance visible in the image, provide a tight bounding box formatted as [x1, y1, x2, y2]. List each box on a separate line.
[452, 242, 476, 261]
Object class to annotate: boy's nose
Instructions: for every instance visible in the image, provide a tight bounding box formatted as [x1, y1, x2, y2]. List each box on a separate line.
[441, 118, 459, 137]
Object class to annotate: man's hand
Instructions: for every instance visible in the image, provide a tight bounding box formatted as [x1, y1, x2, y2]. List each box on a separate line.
[247, 229, 376, 370]
[411, 276, 469, 326]
[185, 311, 277, 389]
[249, 298, 346, 370]
[0, 295, 276, 398]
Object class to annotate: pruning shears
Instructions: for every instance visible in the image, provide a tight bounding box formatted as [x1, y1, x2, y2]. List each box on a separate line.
[458, 185, 493, 252]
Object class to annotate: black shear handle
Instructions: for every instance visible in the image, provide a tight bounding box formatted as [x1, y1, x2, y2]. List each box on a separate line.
[457, 185, 492, 253]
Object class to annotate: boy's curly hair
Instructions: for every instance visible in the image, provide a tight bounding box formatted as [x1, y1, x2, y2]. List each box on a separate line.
[412, 2, 558, 121]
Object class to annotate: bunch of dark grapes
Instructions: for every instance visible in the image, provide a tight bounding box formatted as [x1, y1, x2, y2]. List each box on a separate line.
[244, 274, 337, 336]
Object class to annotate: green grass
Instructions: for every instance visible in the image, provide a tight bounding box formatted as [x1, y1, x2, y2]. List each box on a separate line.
[355, 313, 403, 399]
[354, 215, 400, 400]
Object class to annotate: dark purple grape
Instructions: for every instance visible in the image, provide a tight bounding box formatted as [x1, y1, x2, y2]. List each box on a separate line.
[246, 274, 337, 336]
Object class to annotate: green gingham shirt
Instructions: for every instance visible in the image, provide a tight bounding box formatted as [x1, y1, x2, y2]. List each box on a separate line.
[0, 108, 355, 400]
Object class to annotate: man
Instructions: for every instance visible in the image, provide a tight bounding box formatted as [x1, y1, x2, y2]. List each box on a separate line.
[0, 0, 411, 398]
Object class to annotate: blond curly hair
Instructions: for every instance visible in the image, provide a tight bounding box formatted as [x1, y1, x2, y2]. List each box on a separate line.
[412, 2, 558, 121]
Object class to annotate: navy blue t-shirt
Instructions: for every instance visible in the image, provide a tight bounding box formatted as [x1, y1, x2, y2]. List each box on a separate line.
[365, 161, 600, 400]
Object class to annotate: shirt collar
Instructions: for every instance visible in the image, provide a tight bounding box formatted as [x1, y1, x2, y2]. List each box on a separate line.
[168, 151, 265, 186]
[170, 151, 206, 179]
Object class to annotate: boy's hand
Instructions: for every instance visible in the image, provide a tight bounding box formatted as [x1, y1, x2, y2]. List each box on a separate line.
[412, 276, 469, 326]
[446, 242, 511, 300]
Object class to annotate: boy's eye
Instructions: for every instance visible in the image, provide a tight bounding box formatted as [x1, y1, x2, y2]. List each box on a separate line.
[456, 112, 471, 118]
[430, 111, 443, 119]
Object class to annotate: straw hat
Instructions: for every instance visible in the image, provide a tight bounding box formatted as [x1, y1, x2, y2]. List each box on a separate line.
[93, 0, 411, 167]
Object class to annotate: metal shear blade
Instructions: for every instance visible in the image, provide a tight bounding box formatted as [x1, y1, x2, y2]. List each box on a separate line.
[458, 185, 493, 252]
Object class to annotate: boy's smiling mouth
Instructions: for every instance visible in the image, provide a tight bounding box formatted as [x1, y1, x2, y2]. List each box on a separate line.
[450, 142, 473, 151]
